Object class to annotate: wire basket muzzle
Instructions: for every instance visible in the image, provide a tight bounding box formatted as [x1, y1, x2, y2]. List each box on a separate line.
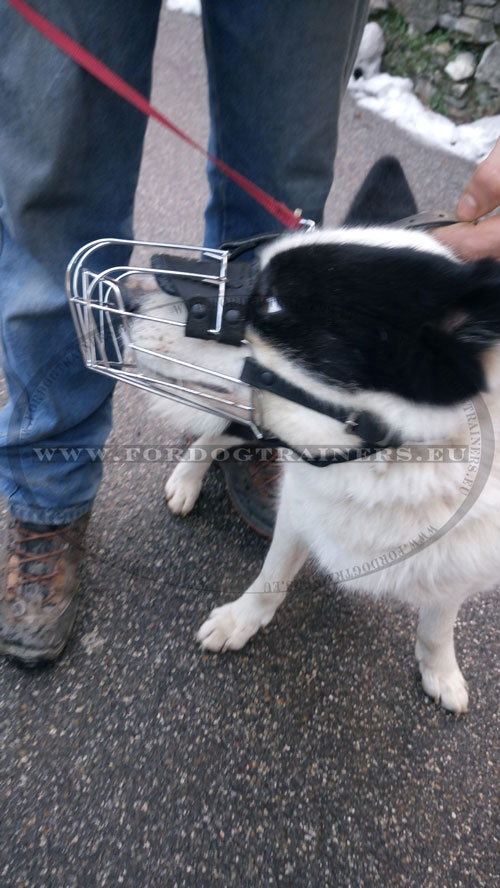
[66, 237, 263, 436]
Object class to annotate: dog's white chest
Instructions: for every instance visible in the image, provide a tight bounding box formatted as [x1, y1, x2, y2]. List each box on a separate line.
[283, 457, 500, 606]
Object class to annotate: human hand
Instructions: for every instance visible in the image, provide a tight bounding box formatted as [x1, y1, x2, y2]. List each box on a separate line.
[434, 137, 500, 260]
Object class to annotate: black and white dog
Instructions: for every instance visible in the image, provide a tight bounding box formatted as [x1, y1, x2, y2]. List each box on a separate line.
[132, 158, 500, 713]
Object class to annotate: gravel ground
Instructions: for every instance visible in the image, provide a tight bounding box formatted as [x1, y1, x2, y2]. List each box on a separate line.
[1, 8, 498, 888]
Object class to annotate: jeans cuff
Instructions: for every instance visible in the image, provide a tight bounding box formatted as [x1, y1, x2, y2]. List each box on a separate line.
[7, 499, 94, 527]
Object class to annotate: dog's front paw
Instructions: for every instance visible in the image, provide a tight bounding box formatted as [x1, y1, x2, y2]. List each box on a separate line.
[165, 464, 203, 516]
[418, 661, 469, 713]
[197, 601, 263, 652]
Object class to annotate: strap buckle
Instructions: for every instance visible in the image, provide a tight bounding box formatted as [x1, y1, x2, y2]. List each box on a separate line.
[344, 412, 359, 433]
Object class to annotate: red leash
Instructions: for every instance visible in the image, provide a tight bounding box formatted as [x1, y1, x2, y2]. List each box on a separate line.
[7, 0, 302, 231]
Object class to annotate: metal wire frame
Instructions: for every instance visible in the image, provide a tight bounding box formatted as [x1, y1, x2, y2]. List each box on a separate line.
[65, 238, 262, 436]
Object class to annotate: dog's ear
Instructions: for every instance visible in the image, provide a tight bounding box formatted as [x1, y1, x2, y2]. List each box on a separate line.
[408, 258, 500, 403]
[343, 156, 418, 227]
[437, 258, 500, 346]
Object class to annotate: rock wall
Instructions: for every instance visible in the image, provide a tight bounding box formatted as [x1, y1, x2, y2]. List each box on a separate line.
[371, 0, 500, 119]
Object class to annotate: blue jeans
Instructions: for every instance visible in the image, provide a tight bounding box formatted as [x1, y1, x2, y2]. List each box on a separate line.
[0, 0, 369, 524]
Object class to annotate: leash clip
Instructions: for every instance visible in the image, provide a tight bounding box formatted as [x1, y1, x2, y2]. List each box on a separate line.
[298, 216, 316, 232]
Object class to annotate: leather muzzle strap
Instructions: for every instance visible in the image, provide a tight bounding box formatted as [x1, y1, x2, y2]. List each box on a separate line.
[240, 357, 401, 451]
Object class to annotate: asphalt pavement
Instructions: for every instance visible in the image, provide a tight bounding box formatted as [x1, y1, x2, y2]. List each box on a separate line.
[1, 8, 499, 888]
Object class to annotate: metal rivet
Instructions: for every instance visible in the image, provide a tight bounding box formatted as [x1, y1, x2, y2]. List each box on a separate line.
[261, 370, 274, 386]
[225, 309, 241, 324]
[191, 302, 207, 319]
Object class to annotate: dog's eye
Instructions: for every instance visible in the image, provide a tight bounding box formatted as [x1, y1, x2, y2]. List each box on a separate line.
[257, 294, 282, 315]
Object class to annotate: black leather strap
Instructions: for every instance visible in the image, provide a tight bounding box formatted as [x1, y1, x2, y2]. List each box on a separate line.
[240, 357, 401, 449]
[151, 253, 257, 346]
[220, 232, 280, 260]
[225, 420, 379, 466]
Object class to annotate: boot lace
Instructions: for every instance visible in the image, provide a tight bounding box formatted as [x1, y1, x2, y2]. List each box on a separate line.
[12, 522, 71, 605]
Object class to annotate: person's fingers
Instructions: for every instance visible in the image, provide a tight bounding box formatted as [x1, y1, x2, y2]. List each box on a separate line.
[456, 138, 500, 221]
[433, 216, 500, 261]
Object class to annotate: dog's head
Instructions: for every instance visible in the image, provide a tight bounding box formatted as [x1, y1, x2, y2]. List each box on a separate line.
[246, 158, 500, 447]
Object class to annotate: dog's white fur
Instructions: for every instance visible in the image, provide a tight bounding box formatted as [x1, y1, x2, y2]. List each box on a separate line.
[131, 228, 500, 713]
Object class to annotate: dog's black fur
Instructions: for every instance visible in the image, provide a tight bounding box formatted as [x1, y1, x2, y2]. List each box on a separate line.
[248, 158, 500, 407]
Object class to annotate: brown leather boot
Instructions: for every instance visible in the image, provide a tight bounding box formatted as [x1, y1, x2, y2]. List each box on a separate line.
[0, 512, 90, 665]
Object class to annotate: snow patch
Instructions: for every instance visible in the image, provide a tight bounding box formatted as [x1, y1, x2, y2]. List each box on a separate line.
[350, 23, 499, 164]
[354, 21, 385, 79]
[166, 0, 201, 15]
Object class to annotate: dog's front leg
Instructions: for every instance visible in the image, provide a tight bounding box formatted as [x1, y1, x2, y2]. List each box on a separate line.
[197, 509, 308, 652]
[415, 599, 469, 713]
[166, 431, 244, 516]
